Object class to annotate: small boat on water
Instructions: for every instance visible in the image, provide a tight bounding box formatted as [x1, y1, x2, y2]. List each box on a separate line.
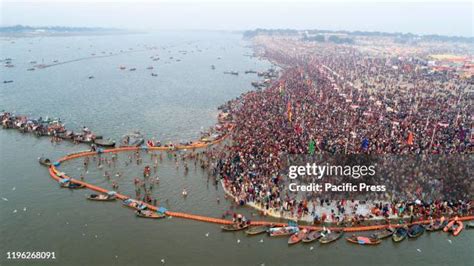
[122, 199, 147, 210]
[151, 73, 158, 77]
[121, 132, 145, 147]
[392, 227, 408, 242]
[268, 226, 299, 237]
[221, 223, 249, 231]
[136, 210, 166, 219]
[346, 236, 381, 245]
[146, 66, 154, 70]
[94, 138, 116, 148]
[245, 226, 269, 235]
[38, 157, 51, 167]
[466, 222, 474, 229]
[59, 180, 85, 189]
[302, 230, 324, 243]
[129, 68, 136, 71]
[3, 80, 13, 83]
[319, 231, 344, 244]
[56, 130, 72, 140]
[87, 192, 116, 201]
[407, 226, 427, 239]
[223, 71, 239, 76]
[426, 217, 447, 232]
[288, 229, 308, 245]
[77, 136, 94, 144]
[370, 227, 394, 239]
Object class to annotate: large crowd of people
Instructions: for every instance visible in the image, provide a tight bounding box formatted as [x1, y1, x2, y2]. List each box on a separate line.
[3, 36, 472, 227]
[212, 37, 473, 225]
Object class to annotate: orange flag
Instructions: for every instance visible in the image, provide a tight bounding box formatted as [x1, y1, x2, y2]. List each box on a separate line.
[287, 101, 292, 122]
[407, 131, 414, 145]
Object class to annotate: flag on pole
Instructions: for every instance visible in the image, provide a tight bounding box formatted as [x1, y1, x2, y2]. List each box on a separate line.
[407, 131, 414, 145]
[287, 101, 292, 122]
[361, 138, 369, 151]
[279, 81, 285, 96]
[308, 139, 316, 155]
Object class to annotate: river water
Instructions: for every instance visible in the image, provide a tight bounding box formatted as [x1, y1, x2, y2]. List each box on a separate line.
[0, 31, 472, 266]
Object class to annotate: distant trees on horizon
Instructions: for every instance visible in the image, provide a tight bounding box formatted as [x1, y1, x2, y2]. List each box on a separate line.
[243, 28, 473, 44]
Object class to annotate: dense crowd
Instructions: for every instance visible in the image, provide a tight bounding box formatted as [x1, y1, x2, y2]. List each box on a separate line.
[213, 37, 473, 225]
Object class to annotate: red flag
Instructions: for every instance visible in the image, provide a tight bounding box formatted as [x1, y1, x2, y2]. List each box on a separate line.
[407, 131, 414, 145]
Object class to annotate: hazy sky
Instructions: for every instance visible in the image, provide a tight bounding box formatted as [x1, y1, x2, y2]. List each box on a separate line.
[1, 0, 472, 36]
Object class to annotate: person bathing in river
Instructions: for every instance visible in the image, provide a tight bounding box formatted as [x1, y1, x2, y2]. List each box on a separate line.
[143, 166, 151, 177]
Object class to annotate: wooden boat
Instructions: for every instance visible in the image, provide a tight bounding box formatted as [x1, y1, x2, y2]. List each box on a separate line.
[38, 157, 51, 167]
[87, 193, 116, 201]
[268, 226, 299, 237]
[121, 132, 145, 147]
[319, 231, 344, 244]
[60, 182, 85, 189]
[57, 131, 74, 140]
[223, 71, 239, 75]
[302, 230, 324, 243]
[221, 223, 249, 231]
[136, 210, 165, 219]
[392, 227, 408, 242]
[77, 137, 94, 144]
[94, 139, 116, 147]
[370, 228, 394, 239]
[450, 221, 463, 236]
[426, 217, 447, 232]
[346, 236, 381, 245]
[245, 226, 268, 236]
[408, 224, 425, 238]
[466, 222, 474, 229]
[122, 199, 147, 210]
[288, 230, 308, 245]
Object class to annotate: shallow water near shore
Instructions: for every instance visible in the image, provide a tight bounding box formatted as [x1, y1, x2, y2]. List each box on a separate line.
[0, 31, 473, 266]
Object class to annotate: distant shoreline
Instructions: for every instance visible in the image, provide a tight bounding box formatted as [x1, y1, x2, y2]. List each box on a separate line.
[0, 30, 144, 38]
[0, 25, 143, 38]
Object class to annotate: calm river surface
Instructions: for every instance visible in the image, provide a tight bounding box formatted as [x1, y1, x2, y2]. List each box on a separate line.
[0, 31, 472, 266]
